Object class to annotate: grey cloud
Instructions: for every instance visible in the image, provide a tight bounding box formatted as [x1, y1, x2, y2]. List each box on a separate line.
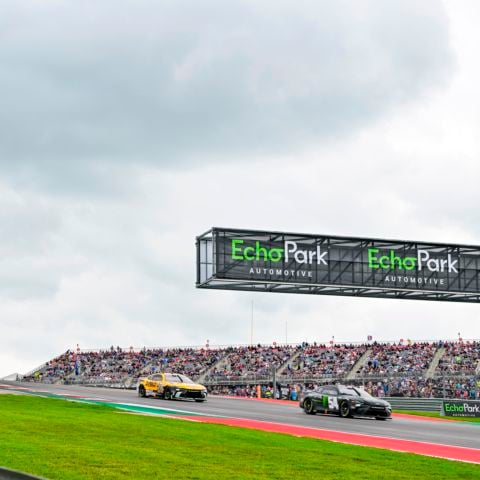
[2, 1, 477, 379]
[0, 0, 453, 179]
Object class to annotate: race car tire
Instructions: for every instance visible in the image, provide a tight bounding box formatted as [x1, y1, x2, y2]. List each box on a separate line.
[304, 398, 316, 415]
[339, 401, 351, 418]
[138, 385, 146, 397]
[375, 417, 387, 421]
[164, 388, 173, 400]
[195, 399, 205, 402]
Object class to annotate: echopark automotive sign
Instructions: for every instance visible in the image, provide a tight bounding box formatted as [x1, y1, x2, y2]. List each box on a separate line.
[443, 401, 480, 418]
[196, 228, 480, 303]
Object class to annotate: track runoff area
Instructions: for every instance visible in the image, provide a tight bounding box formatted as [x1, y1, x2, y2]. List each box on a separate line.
[1, 382, 479, 465]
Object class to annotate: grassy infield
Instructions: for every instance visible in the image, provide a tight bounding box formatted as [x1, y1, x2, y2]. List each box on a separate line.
[0, 395, 478, 480]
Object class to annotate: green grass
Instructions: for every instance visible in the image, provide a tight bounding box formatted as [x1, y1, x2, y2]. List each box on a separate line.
[0, 395, 478, 480]
[396, 410, 480, 423]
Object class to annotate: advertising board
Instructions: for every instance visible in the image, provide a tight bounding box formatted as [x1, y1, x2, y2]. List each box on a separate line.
[443, 400, 480, 417]
[196, 228, 480, 302]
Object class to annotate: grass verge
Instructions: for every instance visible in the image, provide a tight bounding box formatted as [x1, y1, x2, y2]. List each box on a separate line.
[0, 395, 479, 480]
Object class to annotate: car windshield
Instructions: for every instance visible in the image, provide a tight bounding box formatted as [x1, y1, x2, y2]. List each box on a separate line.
[338, 386, 376, 400]
[165, 373, 194, 383]
[356, 388, 376, 400]
[338, 386, 360, 396]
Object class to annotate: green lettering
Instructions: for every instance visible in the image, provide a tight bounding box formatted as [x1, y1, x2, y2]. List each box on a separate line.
[255, 241, 268, 261]
[269, 248, 284, 262]
[232, 239, 244, 260]
[232, 240, 285, 262]
[379, 256, 390, 269]
[390, 250, 403, 269]
[369, 249, 419, 271]
[368, 248, 380, 268]
[403, 257, 416, 270]
[445, 403, 465, 413]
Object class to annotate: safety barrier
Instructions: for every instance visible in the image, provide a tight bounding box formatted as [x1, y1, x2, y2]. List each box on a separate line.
[384, 397, 444, 412]
[64, 377, 136, 389]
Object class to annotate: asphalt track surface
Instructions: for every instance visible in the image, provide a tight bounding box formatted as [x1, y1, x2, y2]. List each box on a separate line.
[2, 381, 479, 453]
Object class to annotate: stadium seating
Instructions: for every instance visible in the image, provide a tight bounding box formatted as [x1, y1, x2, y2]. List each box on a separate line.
[361, 343, 436, 376]
[22, 340, 480, 399]
[23, 347, 225, 385]
[206, 345, 297, 381]
[281, 344, 367, 378]
[437, 341, 480, 375]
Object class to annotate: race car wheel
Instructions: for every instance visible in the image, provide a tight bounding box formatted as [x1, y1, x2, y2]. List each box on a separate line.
[375, 417, 387, 421]
[339, 401, 351, 418]
[138, 385, 146, 397]
[164, 388, 173, 400]
[195, 399, 205, 402]
[304, 398, 316, 415]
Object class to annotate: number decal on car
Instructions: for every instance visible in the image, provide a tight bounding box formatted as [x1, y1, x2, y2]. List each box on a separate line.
[322, 395, 338, 410]
[328, 396, 338, 410]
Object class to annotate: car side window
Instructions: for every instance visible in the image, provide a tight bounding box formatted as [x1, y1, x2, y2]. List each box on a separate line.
[151, 374, 161, 381]
[323, 388, 337, 396]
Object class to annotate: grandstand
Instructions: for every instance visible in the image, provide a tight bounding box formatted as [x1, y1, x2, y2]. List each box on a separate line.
[280, 344, 367, 378]
[21, 340, 480, 400]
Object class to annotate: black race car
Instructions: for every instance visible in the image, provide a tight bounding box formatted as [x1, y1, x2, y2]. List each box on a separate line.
[300, 384, 391, 420]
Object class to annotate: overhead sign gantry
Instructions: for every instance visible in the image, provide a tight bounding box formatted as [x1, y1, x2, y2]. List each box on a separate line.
[196, 227, 480, 303]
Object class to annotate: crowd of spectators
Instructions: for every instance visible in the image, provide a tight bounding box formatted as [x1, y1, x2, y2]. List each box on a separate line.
[361, 342, 436, 376]
[208, 383, 301, 400]
[23, 346, 225, 384]
[281, 343, 367, 378]
[431, 376, 479, 399]
[356, 377, 480, 399]
[22, 340, 480, 399]
[208, 377, 480, 400]
[356, 378, 436, 398]
[205, 344, 296, 381]
[437, 341, 480, 375]
[140, 347, 225, 378]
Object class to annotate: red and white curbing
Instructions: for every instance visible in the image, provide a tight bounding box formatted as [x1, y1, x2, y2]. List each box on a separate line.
[178, 415, 480, 464]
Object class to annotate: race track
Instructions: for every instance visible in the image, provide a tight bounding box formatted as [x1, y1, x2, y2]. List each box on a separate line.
[1, 382, 479, 463]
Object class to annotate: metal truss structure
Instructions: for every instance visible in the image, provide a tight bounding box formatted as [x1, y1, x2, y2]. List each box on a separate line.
[196, 227, 480, 303]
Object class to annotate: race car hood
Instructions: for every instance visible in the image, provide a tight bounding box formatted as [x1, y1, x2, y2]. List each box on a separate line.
[346, 395, 391, 408]
[170, 381, 205, 391]
[368, 398, 391, 407]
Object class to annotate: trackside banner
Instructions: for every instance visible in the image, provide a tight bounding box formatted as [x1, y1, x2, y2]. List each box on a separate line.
[196, 228, 480, 302]
[443, 400, 480, 418]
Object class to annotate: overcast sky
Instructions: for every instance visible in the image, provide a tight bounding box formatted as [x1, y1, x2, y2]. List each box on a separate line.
[1, 0, 479, 377]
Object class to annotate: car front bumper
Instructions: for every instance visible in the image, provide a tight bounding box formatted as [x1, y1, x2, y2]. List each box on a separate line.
[171, 389, 207, 400]
[353, 404, 391, 418]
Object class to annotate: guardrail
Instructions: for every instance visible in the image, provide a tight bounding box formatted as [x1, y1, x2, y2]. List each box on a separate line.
[15, 376, 476, 410]
[203, 373, 479, 387]
[203, 375, 345, 385]
[380, 397, 479, 413]
[64, 378, 136, 389]
[384, 397, 444, 412]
